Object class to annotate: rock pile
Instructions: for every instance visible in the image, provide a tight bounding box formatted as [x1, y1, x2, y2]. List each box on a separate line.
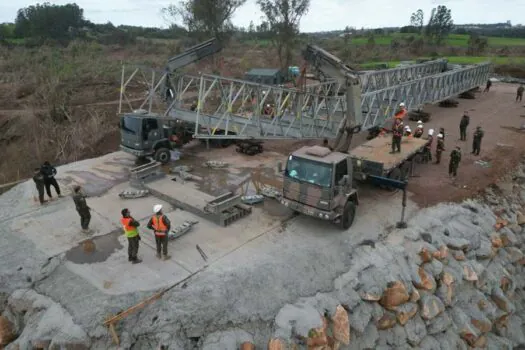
[218, 169, 525, 349]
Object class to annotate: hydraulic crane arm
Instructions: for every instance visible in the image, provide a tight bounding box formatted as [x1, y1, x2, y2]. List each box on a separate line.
[166, 38, 222, 73]
[303, 44, 363, 153]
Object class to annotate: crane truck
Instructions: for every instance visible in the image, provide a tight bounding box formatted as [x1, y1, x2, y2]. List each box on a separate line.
[119, 38, 227, 164]
[280, 45, 429, 229]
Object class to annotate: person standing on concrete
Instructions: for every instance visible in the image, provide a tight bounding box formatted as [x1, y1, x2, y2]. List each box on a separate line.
[72, 185, 91, 233]
[40, 161, 62, 199]
[422, 128, 434, 163]
[390, 118, 403, 153]
[147, 205, 171, 260]
[459, 111, 470, 141]
[449, 146, 461, 178]
[32, 168, 47, 205]
[121, 208, 142, 264]
[472, 126, 484, 156]
[435, 133, 445, 164]
[517, 84, 524, 102]
[439, 127, 445, 142]
[484, 79, 492, 93]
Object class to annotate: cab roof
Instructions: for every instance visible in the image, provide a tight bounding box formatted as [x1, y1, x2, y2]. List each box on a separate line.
[290, 146, 347, 164]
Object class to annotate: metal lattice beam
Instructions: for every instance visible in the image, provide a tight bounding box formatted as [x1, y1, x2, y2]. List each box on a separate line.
[118, 62, 491, 139]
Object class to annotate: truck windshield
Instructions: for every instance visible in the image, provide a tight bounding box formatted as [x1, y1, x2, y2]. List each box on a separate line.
[120, 116, 141, 135]
[284, 156, 333, 188]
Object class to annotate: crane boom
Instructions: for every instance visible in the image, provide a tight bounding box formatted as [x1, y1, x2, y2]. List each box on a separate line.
[166, 38, 222, 72]
[303, 44, 363, 153]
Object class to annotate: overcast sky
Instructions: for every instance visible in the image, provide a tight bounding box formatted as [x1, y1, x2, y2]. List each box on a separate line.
[1, 0, 523, 32]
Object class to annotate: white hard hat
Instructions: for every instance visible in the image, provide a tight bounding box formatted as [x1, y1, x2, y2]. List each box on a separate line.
[417, 120, 422, 124]
[428, 129, 434, 136]
[437, 133, 443, 138]
[153, 204, 163, 213]
[417, 124, 423, 129]
[406, 127, 411, 132]
[399, 102, 405, 107]
[404, 125, 410, 130]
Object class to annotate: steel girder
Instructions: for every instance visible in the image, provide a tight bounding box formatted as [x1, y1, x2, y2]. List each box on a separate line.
[359, 62, 491, 129]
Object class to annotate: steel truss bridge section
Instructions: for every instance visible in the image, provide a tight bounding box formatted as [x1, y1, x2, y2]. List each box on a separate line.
[118, 62, 491, 140]
[358, 59, 447, 94]
[359, 62, 491, 129]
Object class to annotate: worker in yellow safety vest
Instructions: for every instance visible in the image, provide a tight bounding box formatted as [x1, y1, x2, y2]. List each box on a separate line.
[147, 204, 172, 260]
[121, 208, 142, 264]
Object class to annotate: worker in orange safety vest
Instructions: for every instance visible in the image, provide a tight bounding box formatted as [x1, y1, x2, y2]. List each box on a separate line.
[121, 208, 142, 264]
[147, 204, 171, 260]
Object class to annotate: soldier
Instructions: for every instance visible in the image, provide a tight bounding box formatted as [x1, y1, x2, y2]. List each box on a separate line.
[517, 84, 524, 102]
[484, 79, 492, 93]
[423, 129, 434, 163]
[459, 111, 470, 141]
[72, 185, 91, 233]
[472, 126, 484, 156]
[449, 146, 462, 178]
[439, 127, 445, 142]
[435, 133, 445, 164]
[390, 118, 403, 153]
[32, 168, 47, 205]
[40, 161, 62, 199]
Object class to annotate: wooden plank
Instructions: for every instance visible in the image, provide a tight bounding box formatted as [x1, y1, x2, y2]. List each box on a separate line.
[109, 323, 120, 345]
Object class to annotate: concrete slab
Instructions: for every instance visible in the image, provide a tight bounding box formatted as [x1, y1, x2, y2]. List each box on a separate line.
[7, 200, 116, 256]
[63, 231, 191, 295]
[88, 182, 174, 222]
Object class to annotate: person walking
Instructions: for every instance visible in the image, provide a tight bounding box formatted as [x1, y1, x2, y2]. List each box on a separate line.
[72, 185, 91, 233]
[449, 146, 462, 178]
[147, 204, 171, 260]
[459, 111, 470, 141]
[40, 161, 62, 199]
[484, 79, 492, 93]
[121, 208, 142, 264]
[517, 84, 524, 102]
[32, 168, 47, 205]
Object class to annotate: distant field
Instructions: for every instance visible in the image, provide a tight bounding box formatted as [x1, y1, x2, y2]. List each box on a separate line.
[359, 56, 525, 69]
[350, 33, 525, 47]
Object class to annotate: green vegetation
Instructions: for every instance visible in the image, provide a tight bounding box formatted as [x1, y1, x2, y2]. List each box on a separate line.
[359, 56, 525, 69]
[350, 33, 525, 47]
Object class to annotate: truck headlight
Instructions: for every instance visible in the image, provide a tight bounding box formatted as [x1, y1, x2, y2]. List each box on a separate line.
[356, 160, 362, 167]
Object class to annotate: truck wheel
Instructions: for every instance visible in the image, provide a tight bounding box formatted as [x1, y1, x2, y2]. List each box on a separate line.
[339, 201, 356, 230]
[154, 148, 170, 164]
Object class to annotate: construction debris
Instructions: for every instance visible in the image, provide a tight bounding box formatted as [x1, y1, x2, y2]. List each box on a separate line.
[236, 140, 264, 156]
[459, 90, 476, 99]
[118, 189, 150, 199]
[169, 220, 198, 240]
[438, 99, 459, 108]
[408, 109, 431, 122]
[203, 160, 228, 168]
[170, 165, 193, 174]
[260, 186, 281, 199]
[241, 194, 265, 205]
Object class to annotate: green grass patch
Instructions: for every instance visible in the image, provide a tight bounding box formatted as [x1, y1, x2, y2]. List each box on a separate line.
[359, 56, 525, 69]
[350, 33, 525, 47]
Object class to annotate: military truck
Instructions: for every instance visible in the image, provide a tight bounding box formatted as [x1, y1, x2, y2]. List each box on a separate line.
[281, 145, 359, 229]
[120, 110, 195, 163]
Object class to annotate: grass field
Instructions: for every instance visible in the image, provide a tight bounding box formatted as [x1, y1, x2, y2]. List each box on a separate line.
[350, 33, 525, 47]
[359, 56, 525, 69]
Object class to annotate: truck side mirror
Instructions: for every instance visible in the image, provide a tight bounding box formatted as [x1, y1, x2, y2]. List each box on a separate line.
[277, 161, 282, 173]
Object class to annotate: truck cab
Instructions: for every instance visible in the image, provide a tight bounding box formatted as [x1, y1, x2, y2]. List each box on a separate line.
[280, 146, 359, 229]
[119, 110, 193, 164]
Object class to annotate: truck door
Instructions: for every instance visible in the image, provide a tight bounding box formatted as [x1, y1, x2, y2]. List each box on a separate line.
[334, 159, 348, 197]
[142, 118, 160, 149]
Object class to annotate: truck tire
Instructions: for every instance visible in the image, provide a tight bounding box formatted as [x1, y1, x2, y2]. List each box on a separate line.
[339, 200, 356, 230]
[154, 148, 170, 164]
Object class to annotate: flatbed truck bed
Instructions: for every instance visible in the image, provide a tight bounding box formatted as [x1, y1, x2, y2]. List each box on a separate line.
[350, 135, 429, 181]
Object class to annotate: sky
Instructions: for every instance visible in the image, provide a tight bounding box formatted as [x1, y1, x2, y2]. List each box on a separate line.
[1, 0, 523, 32]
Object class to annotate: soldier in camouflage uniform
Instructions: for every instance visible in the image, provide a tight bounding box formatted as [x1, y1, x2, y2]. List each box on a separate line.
[472, 126, 484, 156]
[72, 185, 91, 233]
[449, 146, 461, 178]
[435, 133, 445, 164]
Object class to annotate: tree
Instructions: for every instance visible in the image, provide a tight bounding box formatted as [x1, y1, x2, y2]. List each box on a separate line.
[425, 5, 453, 44]
[162, 0, 246, 42]
[14, 3, 85, 40]
[410, 9, 424, 34]
[257, 0, 310, 70]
